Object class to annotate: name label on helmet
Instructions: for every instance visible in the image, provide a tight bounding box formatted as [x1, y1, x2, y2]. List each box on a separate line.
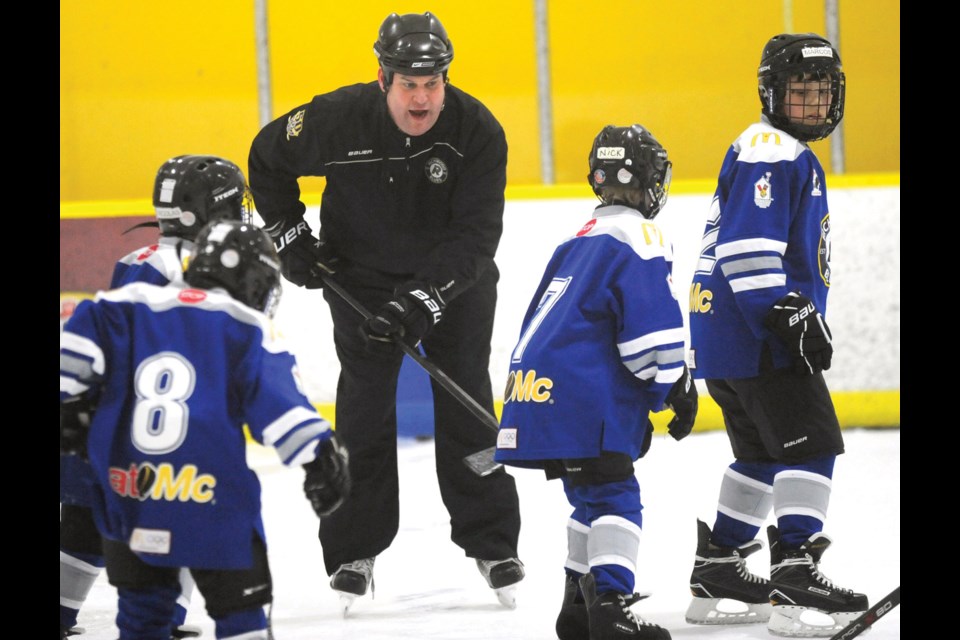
[596, 146, 625, 159]
[802, 46, 833, 59]
[411, 61, 436, 68]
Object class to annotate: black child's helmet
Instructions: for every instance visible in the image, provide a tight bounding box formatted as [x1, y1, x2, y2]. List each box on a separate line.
[184, 220, 282, 317]
[758, 33, 846, 142]
[374, 12, 453, 87]
[588, 125, 672, 219]
[152, 155, 251, 241]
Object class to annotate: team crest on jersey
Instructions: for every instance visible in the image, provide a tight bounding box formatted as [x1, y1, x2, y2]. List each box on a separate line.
[109, 462, 217, 504]
[754, 172, 773, 209]
[286, 109, 305, 140]
[811, 170, 822, 196]
[818, 214, 832, 286]
[425, 157, 448, 184]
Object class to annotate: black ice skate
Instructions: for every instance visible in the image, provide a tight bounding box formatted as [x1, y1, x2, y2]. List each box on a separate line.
[767, 526, 868, 637]
[555, 573, 589, 640]
[685, 518, 772, 625]
[476, 558, 525, 608]
[579, 573, 671, 640]
[330, 557, 375, 617]
[60, 626, 84, 638]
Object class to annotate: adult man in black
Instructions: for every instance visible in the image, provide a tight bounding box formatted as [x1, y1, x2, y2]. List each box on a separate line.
[248, 11, 523, 614]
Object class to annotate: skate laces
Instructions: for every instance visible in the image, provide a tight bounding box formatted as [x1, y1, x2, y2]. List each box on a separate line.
[733, 550, 767, 584]
[619, 593, 663, 629]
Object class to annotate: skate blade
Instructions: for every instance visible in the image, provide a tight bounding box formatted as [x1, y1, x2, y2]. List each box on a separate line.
[171, 624, 203, 638]
[685, 597, 772, 625]
[494, 584, 518, 609]
[337, 592, 358, 618]
[768, 606, 863, 637]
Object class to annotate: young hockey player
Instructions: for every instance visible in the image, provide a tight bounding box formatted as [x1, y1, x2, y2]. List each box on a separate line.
[495, 124, 698, 640]
[683, 33, 868, 637]
[60, 156, 253, 639]
[59, 220, 350, 640]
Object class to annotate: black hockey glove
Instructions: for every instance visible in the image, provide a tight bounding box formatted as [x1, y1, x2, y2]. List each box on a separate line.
[664, 365, 698, 441]
[303, 435, 350, 518]
[360, 281, 446, 352]
[60, 396, 93, 459]
[265, 218, 336, 289]
[764, 292, 833, 375]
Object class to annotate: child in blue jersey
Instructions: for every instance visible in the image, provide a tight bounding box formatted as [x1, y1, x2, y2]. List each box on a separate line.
[60, 155, 252, 639]
[59, 220, 350, 640]
[495, 124, 698, 640]
[683, 34, 868, 637]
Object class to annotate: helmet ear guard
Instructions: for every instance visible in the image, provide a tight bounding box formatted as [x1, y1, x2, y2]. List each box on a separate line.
[757, 33, 845, 142]
[374, 12, 453, 87]
[587, 124, 672, 219]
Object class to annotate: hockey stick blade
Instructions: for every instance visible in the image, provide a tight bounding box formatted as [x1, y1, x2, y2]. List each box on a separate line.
[321, 275, 503, 476]
[828, 586, 900, 640]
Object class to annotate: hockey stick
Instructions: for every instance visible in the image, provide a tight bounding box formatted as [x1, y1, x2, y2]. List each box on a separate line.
[320, 275, 502, 477]
[828, 586, 900, 640]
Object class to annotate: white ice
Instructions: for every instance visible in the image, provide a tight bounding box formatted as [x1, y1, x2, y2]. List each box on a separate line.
[75, 428, 900, 639]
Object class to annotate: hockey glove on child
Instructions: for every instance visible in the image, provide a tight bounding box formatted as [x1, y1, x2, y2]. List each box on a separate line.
[360, 281, 446, 351]
[266, 218, 336, 289]
[764, 291, 833, 375]
[664, 365, 698, 441]
[303, 435, 350, 517]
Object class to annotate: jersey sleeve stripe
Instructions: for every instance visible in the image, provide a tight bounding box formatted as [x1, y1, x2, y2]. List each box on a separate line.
[618, 327, 686, 357]
[729, 272, 786, 293]
[716, 237, 786, 259]
[273, 419, 330, 466]
[720, 255, 783, 277]
[60, 332, 105, 376]
[262, 406, 328, 447]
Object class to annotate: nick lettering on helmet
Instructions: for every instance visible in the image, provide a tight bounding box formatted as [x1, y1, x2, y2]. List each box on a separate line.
[596, 146, 625, 159]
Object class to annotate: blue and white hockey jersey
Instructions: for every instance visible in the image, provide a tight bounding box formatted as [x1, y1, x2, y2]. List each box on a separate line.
[495, 205, 686, 466]
[111, 237, 192, 287]
[59, 282, 332, 570]
[689, 120, 833, 379]
[61, 238, 193, 507]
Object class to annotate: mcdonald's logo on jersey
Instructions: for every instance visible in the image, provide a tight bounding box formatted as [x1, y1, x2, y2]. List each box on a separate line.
[750, 131, 782, 147]
[108, 462, 217, 504]
[689, 282, 713, 313]
[503, 370, 554, 403]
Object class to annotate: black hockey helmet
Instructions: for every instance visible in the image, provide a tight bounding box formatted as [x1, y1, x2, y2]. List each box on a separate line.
[184, 220, 282, 317]
[152, 155, 251, 241]
[758, 33, 845, 142]
[373, 12, 453, 87]
[588, 124, 672, 219]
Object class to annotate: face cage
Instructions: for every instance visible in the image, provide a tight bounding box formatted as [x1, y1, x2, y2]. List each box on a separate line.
[766, 70, 845, 142]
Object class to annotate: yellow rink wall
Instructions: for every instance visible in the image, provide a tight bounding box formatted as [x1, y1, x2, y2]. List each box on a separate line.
[61, 0, 900, 202]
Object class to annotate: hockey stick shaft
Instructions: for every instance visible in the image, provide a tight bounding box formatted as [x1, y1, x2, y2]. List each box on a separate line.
[828, 586, 900, 640]
[320, 276, 502, 475]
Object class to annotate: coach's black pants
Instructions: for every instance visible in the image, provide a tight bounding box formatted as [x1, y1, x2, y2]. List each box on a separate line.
[319, 265, 521, 574]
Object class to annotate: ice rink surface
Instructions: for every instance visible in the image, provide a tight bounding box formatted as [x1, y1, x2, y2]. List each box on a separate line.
[75, 428, 900, 639]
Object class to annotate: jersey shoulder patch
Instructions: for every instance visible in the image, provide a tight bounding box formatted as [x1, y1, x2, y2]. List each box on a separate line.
[733, 122, 805, 165]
